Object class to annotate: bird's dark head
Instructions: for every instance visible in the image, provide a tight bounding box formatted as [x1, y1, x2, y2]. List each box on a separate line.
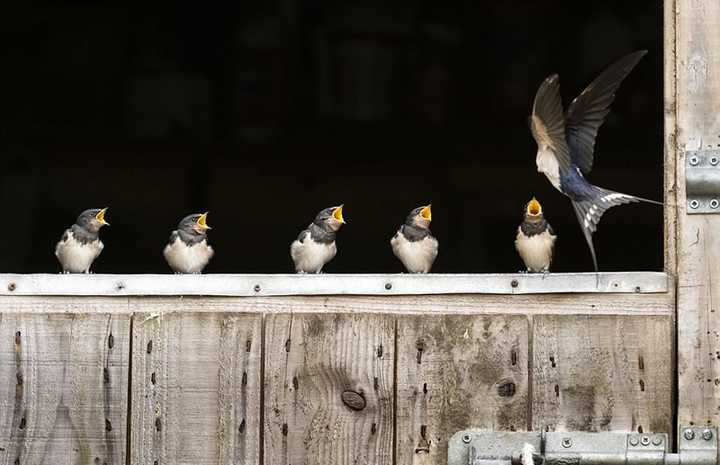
[406, 204, 432, 229]
[524, 197, 544, 221]
[76, 208, 109, 232]
[314, 205, 345, 231]
[178, 212, 211, 236]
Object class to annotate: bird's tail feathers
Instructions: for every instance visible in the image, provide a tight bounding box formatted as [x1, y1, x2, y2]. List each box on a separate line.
[572, 188, 661, 271]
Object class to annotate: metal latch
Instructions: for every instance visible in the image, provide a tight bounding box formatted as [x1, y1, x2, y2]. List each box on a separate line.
[686, 150, 720, 213]
[448, 427, 718, 465]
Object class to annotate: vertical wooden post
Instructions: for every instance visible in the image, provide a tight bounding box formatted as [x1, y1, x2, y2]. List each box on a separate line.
[674, 0, 720, 426]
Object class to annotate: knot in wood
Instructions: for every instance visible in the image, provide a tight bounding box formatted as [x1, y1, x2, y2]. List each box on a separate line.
[341, 389, 366, 411]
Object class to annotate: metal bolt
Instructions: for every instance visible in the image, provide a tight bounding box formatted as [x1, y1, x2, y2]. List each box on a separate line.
[702, 429, 713, 441]
[652, 436, 663, 446]
[711, 199, 719, 209]
[690, 155, 700, 166]
[641, 436, 650, 446]
[562, 438, 572, 448]
[684, 429, 696, 440]
[385, 283, 392, 290]
[690, 199, 700, 209]
[629, 436, 639, 446]
[462, 433, 472, 444]
[711, 156, 719, 166]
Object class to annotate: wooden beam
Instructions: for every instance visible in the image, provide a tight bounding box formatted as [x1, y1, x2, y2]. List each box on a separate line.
[396, 315, 530, 465]
[0, 272, 669, 297]
[0, 313, 129, 465]
[129, 312, 262, 465]
[675, 0, 720, 425]
[264, 313, 394, 465]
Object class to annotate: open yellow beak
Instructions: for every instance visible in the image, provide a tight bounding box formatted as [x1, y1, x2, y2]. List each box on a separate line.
[96, 208, 109, 226]
[420, 204, 432, 221]
[332, 205, 345, 224]
[527, 197, 542, 216]
[196, 212, 211, 230]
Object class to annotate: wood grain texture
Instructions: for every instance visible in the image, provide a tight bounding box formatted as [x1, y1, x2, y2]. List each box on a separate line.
[264, 313, 394, 465]
[130, 312, 261, 465]
[675, 0, 720, 425]
[0, 292, 673, 316]
[396, 315, 529, 465]
[0, 313, 129, 465]
[532, 315, 672, 433]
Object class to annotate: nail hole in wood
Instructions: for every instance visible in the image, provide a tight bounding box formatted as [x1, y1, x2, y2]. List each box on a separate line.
[554, 385, 560, 397]
[151, 372, 156, 385]
[282, 423, 288, 436]
[155, 418, 162, 431]
[108, 334, 114, 349]
[550, 356, 556, 368]
[341, 390, 367, 411]
[423, 383, 428, 395]
[16, 372, 23, 386]
[638, 425, 644, 433]
[639, 379, 645, 392]
[146, 340, 153, 354]
[638, 356, 644, 370]
[19, 417, 26, 429]
[246, 340, 252, 352]
[242, 372, 248, 386]
[416, 340, 425, 364]
[239, 418, 246, 434]
[292, 376, 298, 390]
[285, 338, 291, 352]
[103, 368, 109, 384]
[105, 419, 112, 431]
[15, 331, 20, 345]
[371, 423, 376, 434]
[377, 344, 383, 358]
[373, 377, 378, 391]
[511, 350, 517, 366]
[497, 381, 516, 397]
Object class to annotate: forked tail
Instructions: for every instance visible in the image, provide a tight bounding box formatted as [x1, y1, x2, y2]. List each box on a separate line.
[571, 188, 662, 271]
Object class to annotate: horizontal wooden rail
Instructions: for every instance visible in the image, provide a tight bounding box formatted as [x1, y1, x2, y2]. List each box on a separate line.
[0, 272, 669, 296]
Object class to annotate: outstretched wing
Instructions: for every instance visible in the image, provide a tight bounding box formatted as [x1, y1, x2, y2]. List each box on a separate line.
[565, 50, 647, 175]
[530, 74, 572, 174]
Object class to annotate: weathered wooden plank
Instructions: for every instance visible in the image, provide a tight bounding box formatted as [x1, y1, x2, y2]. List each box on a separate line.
[675, 0, 720, 425]
[0, 313, 129, 465]
[396, 315, 529, 465]
[0, 292, 674, 316]
[532, 315, 672, 433]
[130, 313, 261, 465]
[0, 272, 669, 296]
[264, 313, 394, 465]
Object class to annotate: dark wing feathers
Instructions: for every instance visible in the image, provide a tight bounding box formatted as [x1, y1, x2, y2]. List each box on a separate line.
[530, 74, 572, 172]
[565, 50, 647, 175]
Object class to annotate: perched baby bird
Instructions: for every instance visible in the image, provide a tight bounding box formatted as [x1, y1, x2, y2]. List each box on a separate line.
[163, 212, 214, 274]
[515, 198, 556, 273]
[391, 204, 438, 273]
[291, 205, 345, 273]
[55, 208, 109, 273]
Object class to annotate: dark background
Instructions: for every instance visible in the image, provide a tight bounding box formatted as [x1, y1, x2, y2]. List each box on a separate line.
[0, 2, 663, 274]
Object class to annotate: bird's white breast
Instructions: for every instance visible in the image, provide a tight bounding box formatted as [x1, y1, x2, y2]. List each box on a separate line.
[163, 237, 214, 274]
[515, 228, 556, 272]
[290, 235, 337, 273]
[391, 231, 438, 274]
[536, 148, 561, 190]
[55, 231, 104, 273]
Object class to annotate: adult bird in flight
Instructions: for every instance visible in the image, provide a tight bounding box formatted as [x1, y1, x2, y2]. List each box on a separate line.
[529, 50, 661, 271]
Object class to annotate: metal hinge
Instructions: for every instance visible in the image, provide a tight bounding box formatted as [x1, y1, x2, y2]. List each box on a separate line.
[686, 150, 720, 213]
[448, 427, 718, 465]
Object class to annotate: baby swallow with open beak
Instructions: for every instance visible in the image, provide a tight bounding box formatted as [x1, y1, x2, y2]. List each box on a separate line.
[55, 208, 109, 273]
[391, 204, 438, 273]
[290, 205, 345, 273]
[163, 212, 214, 274]
[515, 198, 556, 273]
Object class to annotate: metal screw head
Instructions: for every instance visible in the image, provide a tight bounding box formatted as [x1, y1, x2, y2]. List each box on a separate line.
[254, 284, 261, 293]
[629, 436, 639, 446]
[562, 438, 572, 448]
[462, 433, 472, 444]
[385, 283, 392, 290]
[702, 429, 713, 441]
[641, 436, 650, 446]
[684, 429, 696, 440]
[711, 199, 719, 209]
[711, 156, 719, 166]
[652, 436, 663, 446]
[7, 282, 15, 292]
[690, 199, 700, 209]
[690, 155, 700, 166]
[511, 279, 519, 288]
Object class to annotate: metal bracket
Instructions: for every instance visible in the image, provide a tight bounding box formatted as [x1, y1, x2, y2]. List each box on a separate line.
[686, 150, 720, 213]
[448, 427, 718, 465]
